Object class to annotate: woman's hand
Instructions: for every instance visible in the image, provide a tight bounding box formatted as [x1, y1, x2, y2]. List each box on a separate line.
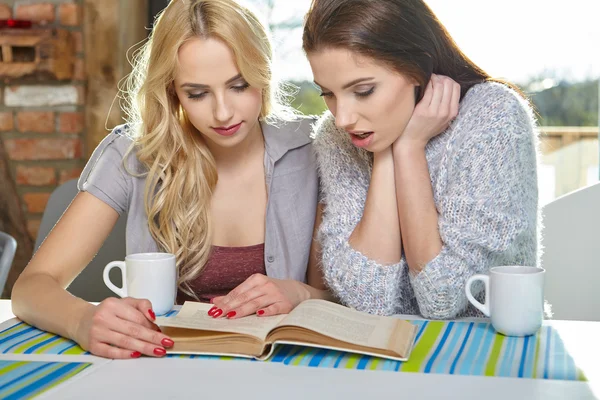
[395, 74, 460, 149]
[209, 274, 311, 319]
[74, 297, 174, 359]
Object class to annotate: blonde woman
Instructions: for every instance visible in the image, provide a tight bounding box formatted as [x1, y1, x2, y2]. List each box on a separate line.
[12, 0, 329, 359]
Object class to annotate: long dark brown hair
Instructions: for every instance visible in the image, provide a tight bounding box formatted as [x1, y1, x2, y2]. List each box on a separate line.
[303, 0, 511, 101]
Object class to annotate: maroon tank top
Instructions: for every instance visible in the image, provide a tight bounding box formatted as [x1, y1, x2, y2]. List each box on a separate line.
[176, 243, 266, 304]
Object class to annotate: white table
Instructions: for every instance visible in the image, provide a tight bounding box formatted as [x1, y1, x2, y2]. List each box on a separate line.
[1, 300, 599, 400]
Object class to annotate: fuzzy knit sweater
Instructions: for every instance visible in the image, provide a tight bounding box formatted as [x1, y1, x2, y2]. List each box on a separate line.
[312, 82, 540, 319]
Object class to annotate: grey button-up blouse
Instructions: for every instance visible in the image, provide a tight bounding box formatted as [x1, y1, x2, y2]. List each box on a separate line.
[78, 118, 318, 283]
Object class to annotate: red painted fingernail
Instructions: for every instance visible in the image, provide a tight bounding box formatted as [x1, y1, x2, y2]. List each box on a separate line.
[226, 311, 236, 318]
[131, 351, 141, 358]
[208, 306, 217, 316]
[154, 348, 166, 356]
[257, 310, 265, 316]
[212, 309, 223, 318]
[161, 338, 174, 348]
[148, 309, 156, 320]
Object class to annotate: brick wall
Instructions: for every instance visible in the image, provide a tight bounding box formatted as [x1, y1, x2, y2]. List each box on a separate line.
[0, 0, 85, 240]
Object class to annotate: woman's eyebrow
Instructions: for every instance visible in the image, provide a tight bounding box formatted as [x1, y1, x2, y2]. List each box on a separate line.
[180, 73, 243, 89]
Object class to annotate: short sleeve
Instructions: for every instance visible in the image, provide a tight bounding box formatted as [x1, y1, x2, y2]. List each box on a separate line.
[77, 125, 137, 215]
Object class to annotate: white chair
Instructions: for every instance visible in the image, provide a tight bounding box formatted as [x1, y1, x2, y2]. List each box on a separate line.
[0, 231, 17, 295]
[541, 182, 600, 321]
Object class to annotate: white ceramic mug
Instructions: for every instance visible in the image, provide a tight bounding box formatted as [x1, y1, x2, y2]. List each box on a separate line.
[103, 253, 177, 316]
[465, 266, 545, 336]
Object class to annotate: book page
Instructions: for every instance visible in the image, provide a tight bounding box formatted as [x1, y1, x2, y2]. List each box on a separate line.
[156, 302, 286, 341]
[275, 300, 402, 350]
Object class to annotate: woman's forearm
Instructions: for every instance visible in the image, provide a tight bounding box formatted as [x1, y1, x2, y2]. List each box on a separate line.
[393, 141, 442, 272]
[11, 193, 121, 343]
[349, 147, 402, 265]
[12, 273, 93, 342]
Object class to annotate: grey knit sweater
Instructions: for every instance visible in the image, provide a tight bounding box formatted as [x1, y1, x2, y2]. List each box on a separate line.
[313, 82, 540, 319]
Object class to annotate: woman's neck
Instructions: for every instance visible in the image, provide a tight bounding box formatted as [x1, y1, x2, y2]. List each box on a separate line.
[205, 120, 265, 172]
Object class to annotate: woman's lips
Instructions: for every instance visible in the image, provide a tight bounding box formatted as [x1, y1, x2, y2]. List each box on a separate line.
[348, 131, 374, 148]
[212, 122, 242, 136]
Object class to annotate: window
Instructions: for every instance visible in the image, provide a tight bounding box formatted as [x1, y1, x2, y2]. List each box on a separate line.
[146, 0, 600, 203]
[256, 0, 600, 204]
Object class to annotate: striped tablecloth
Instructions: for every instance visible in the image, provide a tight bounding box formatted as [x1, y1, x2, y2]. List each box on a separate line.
[0, 316, 586, 381]
[0, 360, 91, 400]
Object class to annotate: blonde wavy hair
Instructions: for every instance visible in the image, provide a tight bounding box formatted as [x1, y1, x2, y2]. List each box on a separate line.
[123, 0, 294, 298]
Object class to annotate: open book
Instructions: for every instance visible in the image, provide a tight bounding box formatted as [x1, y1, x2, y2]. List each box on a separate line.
[156, 299, 418, 361]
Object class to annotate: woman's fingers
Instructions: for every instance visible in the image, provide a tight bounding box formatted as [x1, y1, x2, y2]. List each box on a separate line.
[222, 294, 277, 318]
[92, 297, 173, 351]
[438, 77, 456, 118]
[212, 285, 269, 318]
[83, 297, 175, 359]
[419, 77, 434, 107]
[256, 301, 293, 317]
[449, 81, 461, 120]
[211, 274, 267, 311]
[112, 298, 156, 330]
[87, 342, 141, 360]
[209, 276, 303, 319]
[107, 315, 172, 349]
[211, 277, 293, 318]
[218, 288, 294, 319]
[429, 75, 445, 114]
[121, 297, 157, 325]
[93, 329, 167, 358]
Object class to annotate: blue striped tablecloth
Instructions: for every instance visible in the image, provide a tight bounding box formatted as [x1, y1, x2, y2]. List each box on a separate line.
[0, 315, 586, 381]
[0, 360, 91, 400]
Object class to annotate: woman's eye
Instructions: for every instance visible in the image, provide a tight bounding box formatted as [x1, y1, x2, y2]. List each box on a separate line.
[355, 87, 375, 98]
[232, 82, 250, 92]
[187, 92, 207, 100]
[319, 91, 333, 98]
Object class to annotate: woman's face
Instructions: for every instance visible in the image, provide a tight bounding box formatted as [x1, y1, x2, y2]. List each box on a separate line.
[308, 47, 417, 152]
[173, 37, 263, 149]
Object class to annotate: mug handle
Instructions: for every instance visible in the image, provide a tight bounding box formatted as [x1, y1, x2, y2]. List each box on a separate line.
[465, 274, 490, 317]
[103, 261, 127, 298]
